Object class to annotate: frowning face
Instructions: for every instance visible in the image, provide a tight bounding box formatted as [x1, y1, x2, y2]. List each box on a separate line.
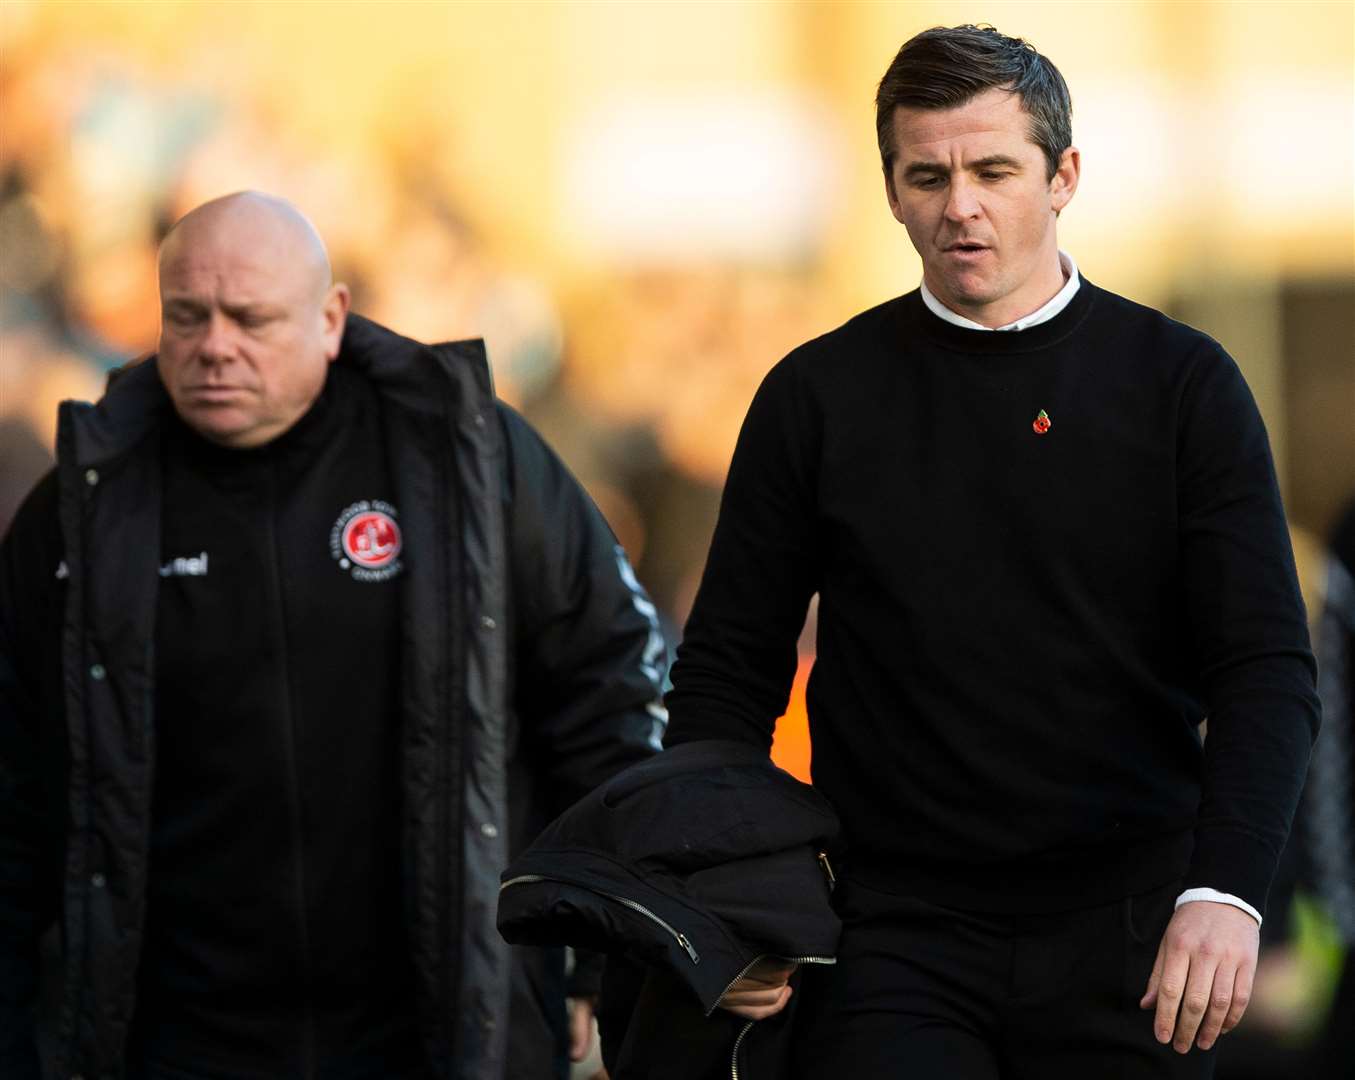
[157, 199, 348, 448]
[885, 87, 1079, 328]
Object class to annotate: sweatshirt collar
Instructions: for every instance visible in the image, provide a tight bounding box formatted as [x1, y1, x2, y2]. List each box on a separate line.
[920, 251, 1080, 332]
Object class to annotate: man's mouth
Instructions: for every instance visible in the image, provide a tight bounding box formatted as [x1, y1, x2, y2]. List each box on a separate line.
[943, 242, 992, 263]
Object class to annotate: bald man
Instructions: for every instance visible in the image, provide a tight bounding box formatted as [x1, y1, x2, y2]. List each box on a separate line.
[0, 192, 668, 1080]
[156, 193, 350, 452]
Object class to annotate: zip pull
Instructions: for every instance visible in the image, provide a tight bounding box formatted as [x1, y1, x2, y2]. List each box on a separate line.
[817, 851, 836, 891]
[676, 932, 699, 963]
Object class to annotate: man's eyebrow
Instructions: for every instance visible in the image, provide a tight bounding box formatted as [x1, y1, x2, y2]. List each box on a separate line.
[221, 301, 284, 319]
[162, 297, 207, 313]
[903, 161, 949, 179]
[970, 155, 1023, 171]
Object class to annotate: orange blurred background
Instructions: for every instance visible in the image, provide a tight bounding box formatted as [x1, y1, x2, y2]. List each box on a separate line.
[3, 0, 1350, 786]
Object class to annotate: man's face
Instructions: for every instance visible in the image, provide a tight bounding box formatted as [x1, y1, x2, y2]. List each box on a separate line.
[885, 87, 1079, 328]
[157, 212, 347, 449]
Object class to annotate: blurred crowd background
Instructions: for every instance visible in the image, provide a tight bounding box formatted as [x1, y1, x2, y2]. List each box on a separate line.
[1, 2, 1351, 1076]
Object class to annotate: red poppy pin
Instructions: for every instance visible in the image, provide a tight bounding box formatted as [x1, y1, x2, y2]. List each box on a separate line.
[1032, 409, 1052, 435]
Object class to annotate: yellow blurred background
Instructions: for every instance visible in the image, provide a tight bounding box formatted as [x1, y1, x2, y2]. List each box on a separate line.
[7, 0, 1352, 765]
[0, 2, 1352, 1071]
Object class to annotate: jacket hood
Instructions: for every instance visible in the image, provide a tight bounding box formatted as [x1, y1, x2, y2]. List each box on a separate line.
[61, 314, 490, 468]
[336, 313, 494, 417]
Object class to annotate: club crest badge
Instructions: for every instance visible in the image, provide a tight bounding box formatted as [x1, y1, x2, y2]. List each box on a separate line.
[330, 500, 404, 582]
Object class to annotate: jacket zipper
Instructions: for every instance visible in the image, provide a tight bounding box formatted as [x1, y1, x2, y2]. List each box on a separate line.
[437, 393, 457, 1076]
[265, 471, 316, 1079]
[500, 874, 699, 962]
[730, 1019, 754, 1080]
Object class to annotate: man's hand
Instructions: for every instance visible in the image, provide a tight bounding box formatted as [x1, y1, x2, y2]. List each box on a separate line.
[717, 958, 798, 1020]
[567, 996, 596, 1063]
[1139, 901, 1260, 1053]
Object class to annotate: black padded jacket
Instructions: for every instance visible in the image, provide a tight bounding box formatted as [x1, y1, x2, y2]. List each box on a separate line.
[0, 315, 668, 1079]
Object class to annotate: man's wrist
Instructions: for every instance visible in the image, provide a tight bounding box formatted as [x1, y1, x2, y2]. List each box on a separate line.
[1175, 887, 1262, 926]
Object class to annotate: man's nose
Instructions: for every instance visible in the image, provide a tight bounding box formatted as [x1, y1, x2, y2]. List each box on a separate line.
[943, 176, 982, 222]
[196, 313, 236, 364]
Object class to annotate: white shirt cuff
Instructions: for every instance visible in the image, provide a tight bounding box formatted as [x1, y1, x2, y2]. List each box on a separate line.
[1174, 888, 1262, 926]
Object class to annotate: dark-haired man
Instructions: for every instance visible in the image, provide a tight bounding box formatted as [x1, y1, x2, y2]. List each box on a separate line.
[665, 25, 1318, 1077]
[0, 192, 667, 1079]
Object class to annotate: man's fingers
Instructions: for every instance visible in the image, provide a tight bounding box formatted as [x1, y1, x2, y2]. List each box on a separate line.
[1193, 963, 1237, 1051]
[1146, 902, 1260, 1052]
[1170, 947, 1219, 1054]
[720, 983, 792, 1020]
[742, 960, 798, 986]
[567, 998, 595, 1062]
[1139, 938, 1166, 1010]
[1220, 963, 1254, 1035]
[718, 958, 799, 1018]
[721, 982, 791, 1008]
[1152, 942, 1193, 1046]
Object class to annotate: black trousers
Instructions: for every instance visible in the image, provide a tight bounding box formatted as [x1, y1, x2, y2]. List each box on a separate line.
[790, 876, 1217, 1079]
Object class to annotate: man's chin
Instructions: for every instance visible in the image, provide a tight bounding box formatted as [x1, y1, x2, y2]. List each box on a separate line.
[177, 406, 262, 449]
[932, 277, 1003, 316]
[942, 268, 1000, 300]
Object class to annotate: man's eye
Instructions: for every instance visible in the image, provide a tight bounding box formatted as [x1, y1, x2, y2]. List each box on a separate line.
[981, 172, 1010, 182]
[165, 309, 202, 327]
[913, 177, 942, 189]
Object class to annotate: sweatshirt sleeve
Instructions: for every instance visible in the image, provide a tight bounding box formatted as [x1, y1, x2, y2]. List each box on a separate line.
[1175, 342, 1320, 914]
[664, 352, 822, 751]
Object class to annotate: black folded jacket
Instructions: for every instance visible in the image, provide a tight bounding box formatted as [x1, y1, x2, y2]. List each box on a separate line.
[496, 739, 842, 1015]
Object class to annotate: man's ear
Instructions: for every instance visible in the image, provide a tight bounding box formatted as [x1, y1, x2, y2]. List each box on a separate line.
[321, 283, 351, 362]
[1050, 145, 1080, 214]
[884, 166, 907, 226]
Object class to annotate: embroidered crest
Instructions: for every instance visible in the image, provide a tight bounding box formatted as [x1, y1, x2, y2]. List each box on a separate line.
[330, 500, 404, 582]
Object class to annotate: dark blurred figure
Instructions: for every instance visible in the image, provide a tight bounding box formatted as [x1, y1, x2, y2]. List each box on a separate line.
[0, 418, 51, 536]
[1217, 501, 1355, 1080]
[1308, 500, 1355, 1075]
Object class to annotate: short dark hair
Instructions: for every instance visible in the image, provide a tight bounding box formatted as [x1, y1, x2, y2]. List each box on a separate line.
[875, 24, 1072, 180]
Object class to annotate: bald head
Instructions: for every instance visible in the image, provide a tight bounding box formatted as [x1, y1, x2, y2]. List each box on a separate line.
[156, 191, 350, 448]
[159, 191, 334, 302]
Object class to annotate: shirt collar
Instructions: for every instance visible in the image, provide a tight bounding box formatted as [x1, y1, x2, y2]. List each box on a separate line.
[920, 251, 1080, 332]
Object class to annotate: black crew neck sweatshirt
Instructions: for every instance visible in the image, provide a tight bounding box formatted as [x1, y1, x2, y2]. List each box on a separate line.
[133, 365, 422, 1077]
[666, 279, 1319, 915]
